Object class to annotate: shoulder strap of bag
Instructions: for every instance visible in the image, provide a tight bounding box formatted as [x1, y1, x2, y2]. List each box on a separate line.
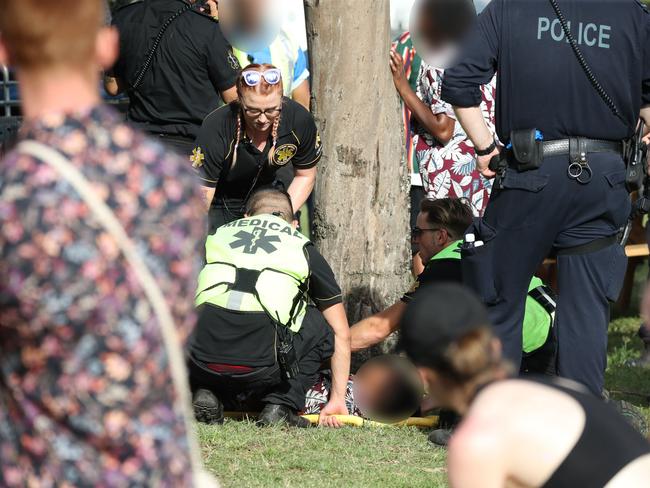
[17, 140, 217, 488]
[130, 2, 194, 91]
[547, 0, 632, 131]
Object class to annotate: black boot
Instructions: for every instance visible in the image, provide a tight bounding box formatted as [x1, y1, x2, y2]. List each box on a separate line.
[193, 389, 224, 425]
[428, 409, 460, 447]
[257, 404, 310, 428]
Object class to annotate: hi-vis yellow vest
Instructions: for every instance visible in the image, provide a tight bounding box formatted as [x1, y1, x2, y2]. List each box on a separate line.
[195, 214, 311, 332]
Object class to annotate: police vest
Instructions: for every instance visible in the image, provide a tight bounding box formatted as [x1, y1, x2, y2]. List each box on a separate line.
[432, 241, 555, 353]
[195, 214, 311, 332]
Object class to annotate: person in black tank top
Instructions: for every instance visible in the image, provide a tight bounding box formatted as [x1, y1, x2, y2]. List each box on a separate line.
[400, 284, 650, 488]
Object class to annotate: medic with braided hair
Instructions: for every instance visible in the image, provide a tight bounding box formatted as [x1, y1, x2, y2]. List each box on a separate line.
[193, 63, 322, 231]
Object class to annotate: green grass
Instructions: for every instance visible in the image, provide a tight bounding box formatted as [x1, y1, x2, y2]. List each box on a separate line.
[199, 421, 447, 488]
[606, 316, 650, 421]
[199, 317, 650, 488]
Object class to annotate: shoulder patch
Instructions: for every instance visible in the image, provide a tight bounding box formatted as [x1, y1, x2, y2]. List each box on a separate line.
[227, 49, 242, 70]
[191, 147, 205, 168]
[273, 144, 298, 166]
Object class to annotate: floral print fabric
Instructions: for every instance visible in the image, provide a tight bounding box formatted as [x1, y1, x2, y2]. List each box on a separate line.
[414, 63, 498, 216]
[0, 105, 205, 487]
[303, 374, 362, 417]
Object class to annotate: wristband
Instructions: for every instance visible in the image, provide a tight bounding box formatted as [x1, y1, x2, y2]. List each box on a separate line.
[475, 140, 497, 156]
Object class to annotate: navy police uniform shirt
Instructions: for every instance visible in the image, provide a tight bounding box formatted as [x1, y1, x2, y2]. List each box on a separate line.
[193, 97, 322, 199]
[441, 0, 650, 142]
[111, 0, 241, 138]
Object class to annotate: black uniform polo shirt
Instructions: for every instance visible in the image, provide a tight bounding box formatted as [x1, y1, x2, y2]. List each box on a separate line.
[193, 97, 322, 199]
[189, 243, 342, 367]
[401, 258, 462, 303]
[110, 0, 240, 138]
[441, 0, 650, 141]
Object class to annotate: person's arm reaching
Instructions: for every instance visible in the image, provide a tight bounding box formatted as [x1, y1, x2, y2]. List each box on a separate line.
[350, 301, 407, 352]
[288, 106, 322, 211]
[291, 79, 311, 111]
[287, 166, 316, 213]
[441, 0, 501, 178]
[306, 245, 348, 427]
[454, 106, 500, 179]
[201, 187, 216, 212]
[221, 86, 238, 104]
[192, 108, 233, 212]
[318, 302, 351, 428]
[390, 49, 454, 145]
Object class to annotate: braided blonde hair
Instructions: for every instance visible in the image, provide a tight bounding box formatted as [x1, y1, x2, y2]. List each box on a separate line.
[231, 111, 242, 169]
[267, 114, 281, 166]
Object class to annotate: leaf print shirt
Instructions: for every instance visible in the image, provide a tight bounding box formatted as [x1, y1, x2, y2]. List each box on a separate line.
[414, 62, 497, 216]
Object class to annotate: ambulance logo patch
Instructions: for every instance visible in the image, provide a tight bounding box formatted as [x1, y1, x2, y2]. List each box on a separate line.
[273, 144, 298, 166]
[190, 147, 205, 168]
[227, 50, 241, 71]
[230, 227, 280, 254]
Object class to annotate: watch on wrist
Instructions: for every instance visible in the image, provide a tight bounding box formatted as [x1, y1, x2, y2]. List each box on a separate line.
[475, 140, 497, 156]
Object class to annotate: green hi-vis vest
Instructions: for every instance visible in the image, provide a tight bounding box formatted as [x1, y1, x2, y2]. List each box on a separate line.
[432, 241, 555, 353]
[195, 214, 311, 332]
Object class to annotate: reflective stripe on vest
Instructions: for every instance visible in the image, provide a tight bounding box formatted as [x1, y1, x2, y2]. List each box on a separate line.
[429, 241, 555, 353]
[195, 214, 310, 332]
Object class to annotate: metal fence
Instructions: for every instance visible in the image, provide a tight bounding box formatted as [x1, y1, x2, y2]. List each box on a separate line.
[1, 64, 20, 117]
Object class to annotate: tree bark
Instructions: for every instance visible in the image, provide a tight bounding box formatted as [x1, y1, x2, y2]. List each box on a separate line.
[304, 0, 411, 331]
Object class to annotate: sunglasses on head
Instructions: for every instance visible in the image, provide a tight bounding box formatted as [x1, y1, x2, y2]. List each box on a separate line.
[242, 68, 282, 87]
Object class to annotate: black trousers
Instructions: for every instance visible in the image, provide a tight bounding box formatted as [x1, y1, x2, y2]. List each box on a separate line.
[188, 307, 334, 412]
[520, 324, 558, 377]
[147, 133, 196, 158]
[463, 153, 629, 395]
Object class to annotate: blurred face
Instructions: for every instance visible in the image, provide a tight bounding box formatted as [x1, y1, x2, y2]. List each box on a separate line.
[413, 212, 449, 263]
[240, 89, 282, 133]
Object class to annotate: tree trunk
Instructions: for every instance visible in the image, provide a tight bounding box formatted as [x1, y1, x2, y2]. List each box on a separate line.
[304, 0, 411, 335]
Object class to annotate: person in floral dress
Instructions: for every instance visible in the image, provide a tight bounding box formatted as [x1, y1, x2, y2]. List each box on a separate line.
[0, 0, 206, 485]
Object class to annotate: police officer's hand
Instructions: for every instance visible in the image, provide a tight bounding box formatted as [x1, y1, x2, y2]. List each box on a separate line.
[318, 398, 349, 428]
[477, 147, 501, 179]
[389, 49, 409, 94]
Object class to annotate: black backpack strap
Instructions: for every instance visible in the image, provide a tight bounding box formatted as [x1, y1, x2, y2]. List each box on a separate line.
[528, 284, 557, 318]
[130, 2, 194, 91]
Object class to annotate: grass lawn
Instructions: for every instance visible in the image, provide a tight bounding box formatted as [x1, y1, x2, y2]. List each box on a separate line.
[199, 316, 650, 488]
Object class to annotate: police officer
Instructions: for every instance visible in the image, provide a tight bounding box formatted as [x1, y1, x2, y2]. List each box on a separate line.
[188, 188, 350, 428]
[105, 0, 241, 155]
[440, 0, 650, 395]
[193, 64, 321, 232]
